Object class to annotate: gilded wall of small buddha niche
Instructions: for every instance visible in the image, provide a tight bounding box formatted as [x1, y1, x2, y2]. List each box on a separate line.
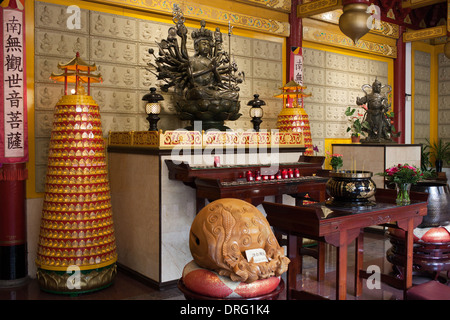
[438, 53, 450, 144]
[34, 1, 284, 192]
[413, 50, 431, 145]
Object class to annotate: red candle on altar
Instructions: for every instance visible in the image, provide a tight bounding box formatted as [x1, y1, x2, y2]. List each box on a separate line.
[276, 171, 282, 180]
[214, 156, 221, 167]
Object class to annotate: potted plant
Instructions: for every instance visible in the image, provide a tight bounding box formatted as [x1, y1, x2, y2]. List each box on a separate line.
[345, 106, 369, 143]
[425, 138, 450, 172]
[420, 144, 436, 176]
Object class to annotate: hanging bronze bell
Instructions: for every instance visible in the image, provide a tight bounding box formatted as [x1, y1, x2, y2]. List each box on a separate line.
[339, 2, 371, 44]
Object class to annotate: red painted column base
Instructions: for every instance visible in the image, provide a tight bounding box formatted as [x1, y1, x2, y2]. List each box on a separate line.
[0, 163, 28, 285]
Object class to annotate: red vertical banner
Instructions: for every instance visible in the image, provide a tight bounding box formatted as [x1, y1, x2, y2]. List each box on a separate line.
[1, 0, 28, 166]
[0, 0, 28, 283]
[291, 47, 303, 85]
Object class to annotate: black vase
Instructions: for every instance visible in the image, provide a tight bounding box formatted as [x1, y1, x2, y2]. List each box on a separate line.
[411, 181, 450, 228]
[435, 159, 443, 172]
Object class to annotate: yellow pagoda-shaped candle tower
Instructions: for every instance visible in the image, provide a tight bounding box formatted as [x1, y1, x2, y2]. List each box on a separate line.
[35, 53, 117, 294]
[275, 80, 313, 155]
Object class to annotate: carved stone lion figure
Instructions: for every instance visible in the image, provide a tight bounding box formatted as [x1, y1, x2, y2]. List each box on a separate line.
[189, 198, 290, 283]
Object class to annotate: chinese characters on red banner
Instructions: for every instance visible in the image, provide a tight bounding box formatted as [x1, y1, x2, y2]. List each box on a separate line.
[2, 8, 27, 162]
[293, 54, 303, 86]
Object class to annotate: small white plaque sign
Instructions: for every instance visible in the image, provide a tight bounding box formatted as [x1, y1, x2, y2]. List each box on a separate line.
[245, 248, 268, 263]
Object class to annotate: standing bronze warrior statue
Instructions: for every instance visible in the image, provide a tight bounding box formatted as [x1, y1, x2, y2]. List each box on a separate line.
[147, 5, 243, 131]
[356, 78, 400, 143]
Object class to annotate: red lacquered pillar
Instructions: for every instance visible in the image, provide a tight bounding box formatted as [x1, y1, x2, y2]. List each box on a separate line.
[286, 0, 302, 82]
[0, 163, 28, 286]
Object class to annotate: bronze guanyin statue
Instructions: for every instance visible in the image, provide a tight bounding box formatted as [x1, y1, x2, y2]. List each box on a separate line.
[147, 5, 243, 131]
[356, 78, 400, 143]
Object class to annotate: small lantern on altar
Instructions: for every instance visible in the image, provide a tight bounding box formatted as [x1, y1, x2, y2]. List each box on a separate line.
[143, 87, 164, 131]
[274, 80, 313, 155]
[247, 94, 265, 132]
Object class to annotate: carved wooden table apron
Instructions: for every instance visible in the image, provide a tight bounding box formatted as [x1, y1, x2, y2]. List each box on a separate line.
[263, 189, 428, 300]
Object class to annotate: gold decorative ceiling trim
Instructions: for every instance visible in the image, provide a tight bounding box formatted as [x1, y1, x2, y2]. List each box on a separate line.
[303, 25, 397, 58]
[377, 20, 401, 39]
[448, 0, 449, 33]
[83, 0, 290, 36]
[305, 7, 400, 39]
[298, 0, 342, 17]
[234, 0, 292, 13]
[403, 25, 447, 42]
[402, 0, 446, 9]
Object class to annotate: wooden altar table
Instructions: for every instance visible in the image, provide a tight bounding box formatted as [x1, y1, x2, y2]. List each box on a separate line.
[165, 158, 329, 211]
[263, 188, 428, 300]
[194, 175, 328, 210]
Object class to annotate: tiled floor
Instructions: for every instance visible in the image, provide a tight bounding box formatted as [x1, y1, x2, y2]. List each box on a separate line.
[0, 230, 446, 300]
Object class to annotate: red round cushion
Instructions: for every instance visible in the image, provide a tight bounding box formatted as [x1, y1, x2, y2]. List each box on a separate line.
[420, 227, 450, 243]
[182, 260, 281, 299]
[389, 227, 450, 243]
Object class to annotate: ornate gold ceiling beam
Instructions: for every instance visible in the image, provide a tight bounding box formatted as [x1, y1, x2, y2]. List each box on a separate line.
[303, 18, 398, 58]
[299, 3, 399, 39]
[234, 0, 292, 13]
[403, 25, 447, 41]
[82, 0, 290, 36]
[297, 0, 342, 17]
[402, 0, 445, 9]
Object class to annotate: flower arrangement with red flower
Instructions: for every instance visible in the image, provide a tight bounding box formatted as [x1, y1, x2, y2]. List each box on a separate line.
[377, 164, 430, 204]
[326, 151, 343, 171]
[377, 163, 426, 185]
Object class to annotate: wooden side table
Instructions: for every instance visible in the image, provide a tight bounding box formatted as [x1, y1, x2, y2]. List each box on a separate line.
[263, 189, 428, 300]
